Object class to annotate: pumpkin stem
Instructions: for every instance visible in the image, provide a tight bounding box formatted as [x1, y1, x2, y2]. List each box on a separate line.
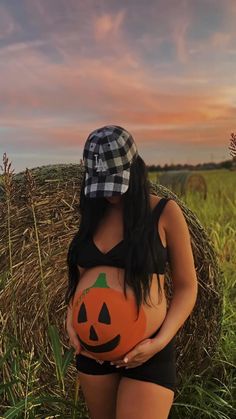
[91, 273, 110, 288]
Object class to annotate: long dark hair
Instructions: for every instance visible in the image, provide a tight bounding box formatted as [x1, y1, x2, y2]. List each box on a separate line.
[65, 155, 163, 316]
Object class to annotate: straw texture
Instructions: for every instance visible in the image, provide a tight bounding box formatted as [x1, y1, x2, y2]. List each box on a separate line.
[0, 163, 223, 388]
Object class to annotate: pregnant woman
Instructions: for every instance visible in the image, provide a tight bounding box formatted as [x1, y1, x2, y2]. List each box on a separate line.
[65, 125, 198, 419]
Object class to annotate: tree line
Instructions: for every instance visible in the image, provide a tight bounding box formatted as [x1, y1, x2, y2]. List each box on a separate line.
[147, 159, 235, 172]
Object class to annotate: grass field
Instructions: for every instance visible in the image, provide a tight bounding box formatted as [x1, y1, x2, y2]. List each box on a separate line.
[0, 168, 235, 418]
[149, 170, 236, 418]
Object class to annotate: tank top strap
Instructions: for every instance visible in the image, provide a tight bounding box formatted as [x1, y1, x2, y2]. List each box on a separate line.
[152, 197, 171, 223]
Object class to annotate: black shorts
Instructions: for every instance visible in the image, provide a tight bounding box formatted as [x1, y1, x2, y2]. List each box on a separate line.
[75, 327, 177, 392]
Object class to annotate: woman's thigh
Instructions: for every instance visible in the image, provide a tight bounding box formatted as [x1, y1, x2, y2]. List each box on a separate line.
[78, 371, 121, 419]
[116, 376, 175, 419]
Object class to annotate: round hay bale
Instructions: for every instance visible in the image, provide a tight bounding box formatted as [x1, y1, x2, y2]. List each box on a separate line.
[0, 163, 223, 390]
[158, 170, 207, 199]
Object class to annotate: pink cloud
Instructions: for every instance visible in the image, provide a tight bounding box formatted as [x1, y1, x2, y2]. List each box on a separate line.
[171, 7, 191, 64]
[211, 32, 232, 48]
[94, 10, 126, 41]
[0, 43, 235, 147]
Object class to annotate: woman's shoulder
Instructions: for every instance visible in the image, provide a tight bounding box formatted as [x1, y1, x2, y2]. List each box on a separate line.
[149, 194, 180, 226]
[149, 193, 160, 206]
[149, 193, 169, 211]
[149, 195, 184, 231]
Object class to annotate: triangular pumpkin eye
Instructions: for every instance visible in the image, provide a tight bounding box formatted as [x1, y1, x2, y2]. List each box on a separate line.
[78, 302, 87, 322]
[98, 302, 111, 324]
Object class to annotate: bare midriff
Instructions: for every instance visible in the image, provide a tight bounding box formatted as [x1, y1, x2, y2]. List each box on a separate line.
[74, 265, 167, 340]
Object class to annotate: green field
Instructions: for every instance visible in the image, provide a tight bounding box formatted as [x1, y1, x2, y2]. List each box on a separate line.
[149, 169, 236, 418]
[0, 168, 235, 418]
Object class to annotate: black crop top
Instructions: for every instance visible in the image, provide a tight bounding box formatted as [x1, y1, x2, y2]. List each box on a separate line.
[76, 197, 171, 274]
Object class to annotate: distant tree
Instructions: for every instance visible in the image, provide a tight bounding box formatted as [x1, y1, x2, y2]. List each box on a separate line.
[229, 132, 236, 157]
[221, 160, 232, 169]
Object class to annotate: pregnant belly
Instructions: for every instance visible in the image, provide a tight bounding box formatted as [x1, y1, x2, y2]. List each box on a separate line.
[71, 266, 167, 361]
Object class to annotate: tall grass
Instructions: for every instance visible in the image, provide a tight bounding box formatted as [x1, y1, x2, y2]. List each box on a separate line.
[170, 169, 236, 418]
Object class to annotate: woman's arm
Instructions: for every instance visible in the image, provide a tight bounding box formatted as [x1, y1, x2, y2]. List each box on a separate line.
[152, 199, 198, 348]
[65, 265, 86, 354]
[111, 200, 198, 367]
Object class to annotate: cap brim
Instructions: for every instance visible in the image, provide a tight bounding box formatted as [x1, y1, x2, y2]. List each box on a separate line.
[84, 169, 130, 198]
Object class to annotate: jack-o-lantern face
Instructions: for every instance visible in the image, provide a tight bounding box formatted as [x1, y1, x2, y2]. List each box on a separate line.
[72, 273, 147, 361]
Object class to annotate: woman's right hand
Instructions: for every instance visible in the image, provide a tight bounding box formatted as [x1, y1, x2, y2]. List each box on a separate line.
[66, 303, 81, 355]
[65, 302, 104, 364]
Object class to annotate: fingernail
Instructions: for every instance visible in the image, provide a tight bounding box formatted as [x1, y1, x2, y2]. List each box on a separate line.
[116, 365, 120, 368]
[110, 362, 114, 365]
[124, 357, 128, 363]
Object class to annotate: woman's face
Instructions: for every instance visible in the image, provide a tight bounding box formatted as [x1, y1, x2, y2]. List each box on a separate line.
[105, 195, 123, 205]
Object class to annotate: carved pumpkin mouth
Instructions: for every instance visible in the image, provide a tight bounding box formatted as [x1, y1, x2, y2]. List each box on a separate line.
[77, 333, 121, 353]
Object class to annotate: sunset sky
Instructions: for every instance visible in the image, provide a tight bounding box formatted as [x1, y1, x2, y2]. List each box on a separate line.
[0, 0, 235, 173]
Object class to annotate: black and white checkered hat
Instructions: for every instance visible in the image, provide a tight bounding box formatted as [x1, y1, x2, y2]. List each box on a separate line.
[82, 125, 138, 198]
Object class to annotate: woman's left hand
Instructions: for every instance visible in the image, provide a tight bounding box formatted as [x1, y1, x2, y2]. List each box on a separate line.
[111, 336, 165, 368]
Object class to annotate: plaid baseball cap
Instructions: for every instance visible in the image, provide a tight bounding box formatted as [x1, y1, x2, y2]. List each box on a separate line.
[82, 125, 138, 198]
